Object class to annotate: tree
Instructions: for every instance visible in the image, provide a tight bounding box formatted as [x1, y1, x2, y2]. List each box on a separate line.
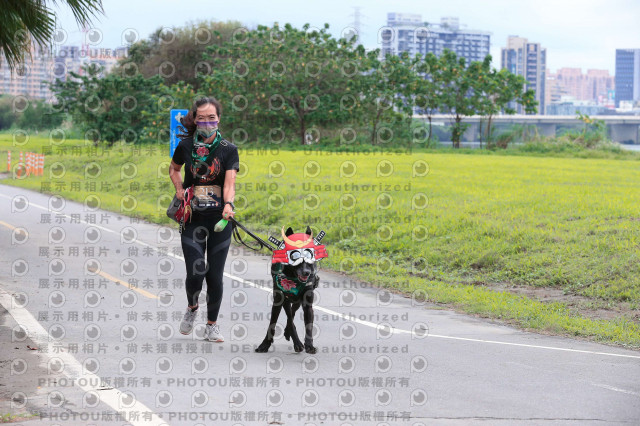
[395, 51, 423, 147]
[15, 99, 65, 129]
[201, 23, 365, 145]
[435, 50, 537, 148]
[1, 0, 104, 70]
[414, 53, 441, 142]
[50, 63, 163, 145]
[349, 49, 421, 146]
[0, 95, 63, 130]
[115, 20, 243, 90]
[140, 82, 198, 143]
[474, 61, 537, 147]
[438, 50, 476, 148]
[357, 52, 405, 145]
[0, 96, 17, 130]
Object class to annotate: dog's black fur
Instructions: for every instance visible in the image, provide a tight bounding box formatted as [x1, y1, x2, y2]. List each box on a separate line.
[255, 227, 320, 354]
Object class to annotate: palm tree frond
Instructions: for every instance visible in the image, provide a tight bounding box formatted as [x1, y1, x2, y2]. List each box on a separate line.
[50, 0, 105, 25]
[1, 0, 104, 71]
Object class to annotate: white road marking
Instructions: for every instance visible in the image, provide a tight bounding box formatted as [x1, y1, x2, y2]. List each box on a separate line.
[0, 289, 167, 426]
[1, 192, 640, 361]
[227, 274, 640, 359]
[592, 383, 640, 397]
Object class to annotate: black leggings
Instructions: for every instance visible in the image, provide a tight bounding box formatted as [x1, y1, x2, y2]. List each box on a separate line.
[180, 213, 232, 322]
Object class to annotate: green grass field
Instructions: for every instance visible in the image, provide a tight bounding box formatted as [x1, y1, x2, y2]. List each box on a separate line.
[1, 133, 639, 348]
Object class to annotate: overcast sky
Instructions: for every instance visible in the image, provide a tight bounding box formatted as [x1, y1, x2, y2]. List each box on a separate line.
[53, 0, 640, 74]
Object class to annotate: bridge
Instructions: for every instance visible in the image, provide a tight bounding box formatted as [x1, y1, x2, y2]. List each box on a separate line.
[414, 115, 640, 144]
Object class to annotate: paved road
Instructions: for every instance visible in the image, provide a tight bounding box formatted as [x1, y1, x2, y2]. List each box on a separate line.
[1, 184, 639, 425]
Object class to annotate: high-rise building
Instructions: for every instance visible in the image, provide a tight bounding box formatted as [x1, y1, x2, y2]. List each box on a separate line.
[381, 14, 491, 64]
[585, 69, 615, 105]
[1, 44, 125, 100]
[0, 44, 55, 99]
[546, 68, 614, 105]
[544, 71, 566, 108]
[501, 36, 546, 114]
[615, 49, 640, 107]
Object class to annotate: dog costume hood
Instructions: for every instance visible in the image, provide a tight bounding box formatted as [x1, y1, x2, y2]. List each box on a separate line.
[270, 226, 328, 296]
[271, 226, 328, 264]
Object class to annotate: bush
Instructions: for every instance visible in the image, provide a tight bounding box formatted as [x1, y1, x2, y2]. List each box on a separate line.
[0, 96, 64, 131]
[489, 124, 539, 149]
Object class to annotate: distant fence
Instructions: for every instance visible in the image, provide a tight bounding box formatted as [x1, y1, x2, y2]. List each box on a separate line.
[414, 115, 640, 144]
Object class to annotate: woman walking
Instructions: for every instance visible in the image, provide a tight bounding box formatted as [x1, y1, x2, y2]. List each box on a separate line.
[169, 97, 239, 342]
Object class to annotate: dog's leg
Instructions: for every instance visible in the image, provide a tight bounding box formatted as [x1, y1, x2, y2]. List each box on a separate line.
[282, 301, 293, 340]
[284, 302, 304, 352]
[301, 290, 317, 354]
[255, 290, 284, 353]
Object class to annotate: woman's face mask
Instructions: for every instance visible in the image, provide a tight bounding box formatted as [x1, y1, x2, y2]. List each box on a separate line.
[196, 120, 218, 139]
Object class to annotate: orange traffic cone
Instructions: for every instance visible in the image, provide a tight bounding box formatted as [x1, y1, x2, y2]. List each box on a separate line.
[17, 151, 23, 178]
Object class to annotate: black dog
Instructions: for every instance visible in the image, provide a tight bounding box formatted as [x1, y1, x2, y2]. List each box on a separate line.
[255, 226, 327, 354]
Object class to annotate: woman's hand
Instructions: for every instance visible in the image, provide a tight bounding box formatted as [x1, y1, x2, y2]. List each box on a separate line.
[169, 161, 184, 200]
[222, 204, 235, 220]
[223, 170, 237, 220]
[176, 188, 185, 201]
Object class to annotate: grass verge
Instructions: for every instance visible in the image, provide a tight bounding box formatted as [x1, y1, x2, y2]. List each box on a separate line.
[1, 133, 639, 349]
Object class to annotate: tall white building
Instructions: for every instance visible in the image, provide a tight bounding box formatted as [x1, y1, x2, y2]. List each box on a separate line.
[1, 44, 126, 100]
[0, 44, 55, 99]
[381, 14, 491, 64]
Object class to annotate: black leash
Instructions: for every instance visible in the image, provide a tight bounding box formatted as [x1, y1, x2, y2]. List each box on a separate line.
[228, 217, 277, 253]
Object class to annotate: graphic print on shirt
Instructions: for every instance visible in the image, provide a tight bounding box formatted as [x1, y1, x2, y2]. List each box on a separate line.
[191, 156, 221, 184]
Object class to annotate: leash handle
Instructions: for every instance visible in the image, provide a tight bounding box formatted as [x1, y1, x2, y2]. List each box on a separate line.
[228, 217, 277, 252]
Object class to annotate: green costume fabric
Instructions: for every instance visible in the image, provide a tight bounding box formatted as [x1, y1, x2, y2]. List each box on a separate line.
[273, 273, 307, 296]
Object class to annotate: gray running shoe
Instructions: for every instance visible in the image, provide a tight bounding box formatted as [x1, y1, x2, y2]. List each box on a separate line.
[179, 307, 198, 335]
[204, 323, 224, 342]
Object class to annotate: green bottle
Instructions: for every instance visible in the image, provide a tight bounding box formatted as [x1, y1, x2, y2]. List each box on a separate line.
[214, 218, 228, 232]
